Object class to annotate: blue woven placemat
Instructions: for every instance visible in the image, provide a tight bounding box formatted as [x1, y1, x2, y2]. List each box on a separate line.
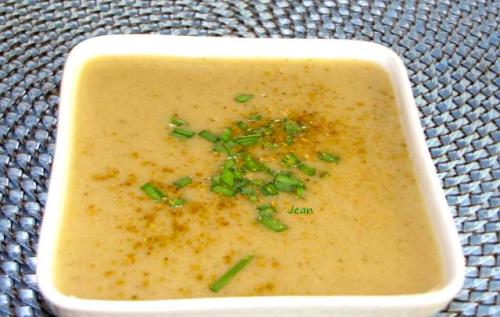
[0, 1, 498, 316]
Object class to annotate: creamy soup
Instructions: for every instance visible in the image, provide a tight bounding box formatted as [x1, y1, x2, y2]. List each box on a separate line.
[54, 56, 442, 300]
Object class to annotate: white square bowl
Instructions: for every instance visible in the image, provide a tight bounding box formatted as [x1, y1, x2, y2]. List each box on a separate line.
[37, 35, 464, 317]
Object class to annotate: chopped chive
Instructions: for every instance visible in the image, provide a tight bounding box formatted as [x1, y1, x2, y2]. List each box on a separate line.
[213, 142, 226, 153]
[224, 139, 236, 148]
[297, 163, 316, 176]
[234, 94, 254, 103]
[211, 184, 236, 197]
[274, 181, 295, 192]
[258, 216, 289, 232]
[285, 134, 295, 145]
[173, 176, 192, 189]
[223, 158, 236, 169]
[273, 172, 304, 193]
[224, 144, 235, 157]
[168, 197, 185, 207]
[170, 117, 186, 127]
[240, 185, 258, 202]
[257, 204, 276, 217]
[247, 114, 262, 121]
[236, 121, 251, 132]
[275, 173, 302, 186]
[171, 127, 195, 139]
[295, 185, 305, 198]
[140, 183, 166, 201]
[213, 141, 234, 156]
[233, 169, 243, 180]
[220, 128, 232, 142]
[260, 182, 279, 196]
[198, 130, 218, 143]
[284, 119, 303, 135]
[257, 205, 288, 232]
[233, 177, 247, 187]
[318, 152, 340, 163]
[234, 178, 249, 189]
[221, 168, 235, 187]
[243, 154, 266, 172]
[209, 255, 254, 292]
[220, 158, 238, 187]
[235, 134, 260, 146]
[281, 153, 299, 167]
[253, 122, 274, 137]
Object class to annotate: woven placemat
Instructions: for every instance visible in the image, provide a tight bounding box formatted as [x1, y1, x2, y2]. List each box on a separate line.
[0, 1, 498, 316]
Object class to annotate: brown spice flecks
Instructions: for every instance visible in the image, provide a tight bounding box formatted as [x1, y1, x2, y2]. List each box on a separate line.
[254, 282, 276, 293]
[92, 167, 119, 181]
[120, 173, 137, 187]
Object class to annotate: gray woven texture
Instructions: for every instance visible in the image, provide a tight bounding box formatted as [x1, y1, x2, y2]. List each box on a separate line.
[0, 0, 498, 316]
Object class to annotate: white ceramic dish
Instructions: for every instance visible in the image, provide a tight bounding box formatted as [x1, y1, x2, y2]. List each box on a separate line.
[37, 35, 464, 317]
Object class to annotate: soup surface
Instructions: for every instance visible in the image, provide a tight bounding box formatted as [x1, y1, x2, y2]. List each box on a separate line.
[55, 56, 442, 300]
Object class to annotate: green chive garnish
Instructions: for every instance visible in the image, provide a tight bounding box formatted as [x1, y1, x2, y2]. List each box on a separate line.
[198, 130, 218, 143]
[140, 183, 166, 201]
[170, 117, 186, 127]
[240, 185, 258, 202]
[273, 172, 304, 193]
[223, 158, 236, 169]
[234, 178, 249, 189]
[211, 173, 236, 197]
[168, 198, 185, 207]
[213, 141, 234, 156]
[281, 153, 299, 167]
[171, 128, 195, 139]
[160, 111, 341, 238]
[295, 185, 305, 198]
[257, 205, 288, 232]
[284, 119, 303, 135]
[275, 173, 302, 186]
[247, 114, 262, 121]
[297, 163, 316, 176]
[233, 169, 243, 180]
[257, 204, 276, 217]
[173, 176, 192, 189]
[221, 168, 235, 187]
[234, 94, 254, 103]
[274, 181, 295, 192]
[260, 182, 279, 196]
[220, 128, 232, 142]
[236, 121, 251, 132]
[235, 134, 260, 146]
[209, 255, 254, 292]
[243, 154, 267, 172]
[259, 216, 289, 232]
[318, 152, 340, 163]
[212, 185, 236, 196]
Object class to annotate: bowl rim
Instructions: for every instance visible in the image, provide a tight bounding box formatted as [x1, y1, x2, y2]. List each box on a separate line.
[37, 35, 465, 314]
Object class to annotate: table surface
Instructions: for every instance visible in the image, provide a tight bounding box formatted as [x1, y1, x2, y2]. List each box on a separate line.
[0, 1, 498, 316]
